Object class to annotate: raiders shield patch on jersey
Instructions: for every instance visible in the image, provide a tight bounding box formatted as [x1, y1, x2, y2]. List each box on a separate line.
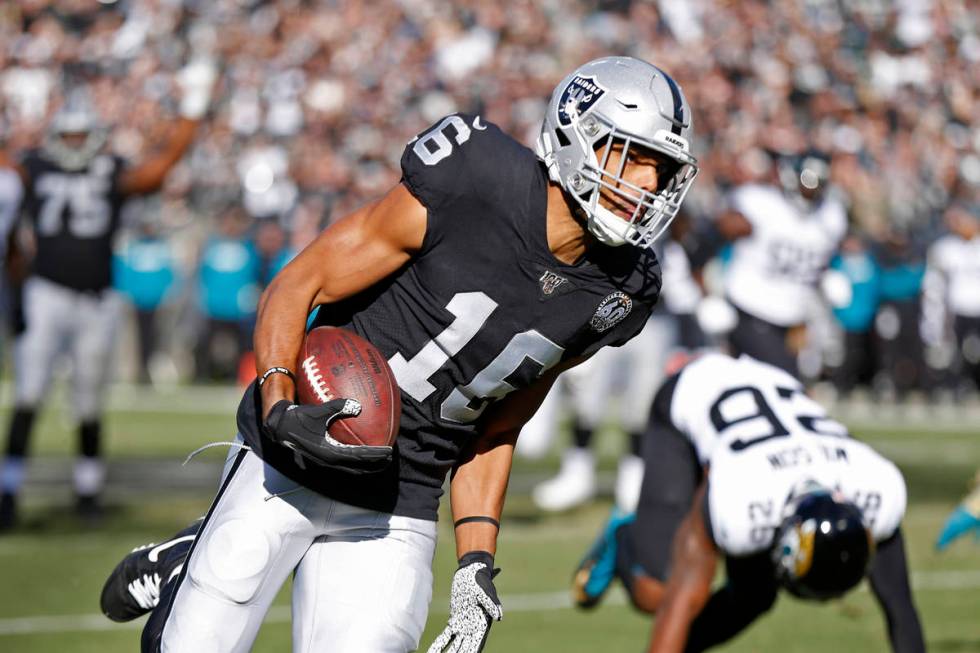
[557, 75, 606, 127]
[590, 292, 632, 332]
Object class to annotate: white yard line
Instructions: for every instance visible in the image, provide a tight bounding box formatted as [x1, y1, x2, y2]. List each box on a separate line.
[0, 570, 976, 637]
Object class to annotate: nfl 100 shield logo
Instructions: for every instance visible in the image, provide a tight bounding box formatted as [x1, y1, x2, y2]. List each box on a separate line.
[557, 75, 606, 127]
[538, 270, 568, 297]
[590, 292, 632, 332]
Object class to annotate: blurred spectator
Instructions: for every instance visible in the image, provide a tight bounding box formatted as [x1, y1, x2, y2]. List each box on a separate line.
[873, 228, 928, 399]
[235, 216, 295, 384]
[0, 0, 975, 396]
[194, 206, 257, 381]
[113, 219, 178, 384]
[828, 234, 881, 396]
[254, 217, 294, 288]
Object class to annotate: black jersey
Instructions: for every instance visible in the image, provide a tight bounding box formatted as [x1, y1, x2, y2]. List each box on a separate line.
[20, 150, 126, 293]
[239, 114, 662, 520]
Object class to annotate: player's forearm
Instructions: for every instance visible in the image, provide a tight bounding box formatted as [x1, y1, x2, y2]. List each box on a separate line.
[119, 118, 199, 195]
[0, 152, 28, 185]
[255, 187, 426, 418]
[449, 428, 519, 558]
[254, 273, 320, 417]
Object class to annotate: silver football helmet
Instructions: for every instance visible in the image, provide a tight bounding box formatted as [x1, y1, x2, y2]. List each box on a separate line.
[42, 91, 106, 171]
[536, 56, 698, 249]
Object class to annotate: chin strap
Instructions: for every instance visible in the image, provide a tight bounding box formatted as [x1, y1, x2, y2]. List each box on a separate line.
[588, 205, 631, 247]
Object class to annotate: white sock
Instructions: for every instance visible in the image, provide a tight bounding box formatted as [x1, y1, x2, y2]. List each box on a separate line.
[564, 446, 596, 469]
[614, 455, 645, 513]
[73, 457, 106, 496]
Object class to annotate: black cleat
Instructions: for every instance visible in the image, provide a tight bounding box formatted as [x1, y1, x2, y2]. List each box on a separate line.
[76, 494, 105, 526]
[0, 492, 17, 532]
[100, 521, 201, 622]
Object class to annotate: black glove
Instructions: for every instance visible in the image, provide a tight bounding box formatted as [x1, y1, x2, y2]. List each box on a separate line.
[262, 399, 393, 474]
[427, 551, 503, 653]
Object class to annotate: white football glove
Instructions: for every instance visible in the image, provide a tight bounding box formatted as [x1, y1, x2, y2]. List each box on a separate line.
[427, 551, 503, 653]
[177, 58, 218, 120]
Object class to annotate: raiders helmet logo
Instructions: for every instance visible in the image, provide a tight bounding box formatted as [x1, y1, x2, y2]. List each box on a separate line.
[590, 292, 632, 332]
[557, 75, 607, 127]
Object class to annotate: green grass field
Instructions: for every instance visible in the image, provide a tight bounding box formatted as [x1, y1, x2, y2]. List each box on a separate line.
[0, 384, 978, 652]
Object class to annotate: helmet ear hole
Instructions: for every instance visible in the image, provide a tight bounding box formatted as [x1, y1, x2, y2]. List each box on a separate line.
[554, 128, 571, 148]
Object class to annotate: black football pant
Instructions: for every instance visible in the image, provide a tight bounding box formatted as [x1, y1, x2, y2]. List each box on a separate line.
[873, 299, 924, 397]
[954, 315, 980, 391]
[831, 329, 874, 396]
[728, 307, 799, 379]
[626, 406, 702, 584]
[621, 385, 777, 651]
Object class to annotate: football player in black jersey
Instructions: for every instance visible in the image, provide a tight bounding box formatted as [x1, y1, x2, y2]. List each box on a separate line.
[0, 63, 216, 530]
[97, 56, 699, 653]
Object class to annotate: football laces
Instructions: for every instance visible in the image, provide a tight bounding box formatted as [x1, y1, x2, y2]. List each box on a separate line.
[301, 355, 334, 404]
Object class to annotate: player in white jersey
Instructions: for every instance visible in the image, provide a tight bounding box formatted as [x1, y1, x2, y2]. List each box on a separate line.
[926, 204, 980, 550]
[573, 352, 925, 652]
[718, 152, 846, 376]
[923, 203, 980, 393]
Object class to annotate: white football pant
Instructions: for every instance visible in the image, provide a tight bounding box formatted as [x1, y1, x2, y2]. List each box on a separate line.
[158, 442, 437, 653]
[14, 275, 122, 420]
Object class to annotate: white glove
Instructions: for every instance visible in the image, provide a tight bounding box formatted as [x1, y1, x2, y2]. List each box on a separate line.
[177, 58, 217, 120]
[427, 552, 503, 653]
[696, 295, 738, 337]
[820, 269, 853, 308]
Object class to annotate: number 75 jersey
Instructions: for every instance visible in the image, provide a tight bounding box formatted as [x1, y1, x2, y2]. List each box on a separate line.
[21, 150, 125, 293]
[667, 352, 906, 556]
[301, 114, 662, 520]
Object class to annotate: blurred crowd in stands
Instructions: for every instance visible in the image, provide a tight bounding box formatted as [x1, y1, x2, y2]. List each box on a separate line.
[0, 0, 978, 397]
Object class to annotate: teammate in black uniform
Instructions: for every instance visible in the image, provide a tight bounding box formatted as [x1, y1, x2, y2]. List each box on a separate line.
[0, 65, 215, 529]
[98, 56, 699, 653]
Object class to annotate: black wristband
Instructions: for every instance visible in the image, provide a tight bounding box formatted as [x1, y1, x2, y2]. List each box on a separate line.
[458, 550, 495, 568]
[258, 366, 295, 387]
[454, 516, 500, 530]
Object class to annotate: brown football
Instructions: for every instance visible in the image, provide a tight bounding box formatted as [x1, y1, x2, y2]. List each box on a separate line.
[296, 326, 400, 447]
